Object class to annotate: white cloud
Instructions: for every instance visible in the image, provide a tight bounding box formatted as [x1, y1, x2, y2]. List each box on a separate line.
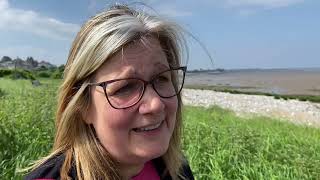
[225, 0, 305, 8]
[0, 0, 80, 40]
[0, 0, 8, 10]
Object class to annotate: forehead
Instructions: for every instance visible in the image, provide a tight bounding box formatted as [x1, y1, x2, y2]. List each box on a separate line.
[94, 37, 169, 81]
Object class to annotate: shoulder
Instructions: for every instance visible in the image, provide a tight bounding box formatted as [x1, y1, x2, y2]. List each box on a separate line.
[180, 160, 194, 180]
[24, 153, 76, 180]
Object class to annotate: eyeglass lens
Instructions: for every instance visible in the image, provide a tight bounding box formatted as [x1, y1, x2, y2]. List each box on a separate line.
[105, 69, 184, 108]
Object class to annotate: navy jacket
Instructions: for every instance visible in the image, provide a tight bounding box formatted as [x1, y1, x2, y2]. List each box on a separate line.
[25, 154, 194, 180]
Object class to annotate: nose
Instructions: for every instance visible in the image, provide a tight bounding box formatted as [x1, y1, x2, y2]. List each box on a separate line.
[138, 84, 165, 114]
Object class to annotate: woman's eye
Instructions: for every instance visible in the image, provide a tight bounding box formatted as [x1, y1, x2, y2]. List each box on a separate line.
[111, 82, 139, 97]
[156, 75, 170, 83]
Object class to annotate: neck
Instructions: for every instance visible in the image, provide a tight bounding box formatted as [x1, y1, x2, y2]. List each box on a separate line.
[120, 162, 145, 180]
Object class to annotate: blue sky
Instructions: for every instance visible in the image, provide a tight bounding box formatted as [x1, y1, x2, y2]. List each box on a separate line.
[0, 0, 319, 70]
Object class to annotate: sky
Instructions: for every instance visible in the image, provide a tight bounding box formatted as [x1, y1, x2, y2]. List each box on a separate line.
[0, 0, 319, 70]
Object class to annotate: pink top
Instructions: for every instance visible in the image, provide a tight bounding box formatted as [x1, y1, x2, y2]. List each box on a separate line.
[131, 161, 160, 180]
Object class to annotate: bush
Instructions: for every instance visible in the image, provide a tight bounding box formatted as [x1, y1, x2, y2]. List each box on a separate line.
[0, 69, 12, 77]
[37, 71, 51, 78]
[50, 65, 64, 79]
[0, 88, 5, 97]
[10, 69, 35, 80]
[51, 70, 63, 79]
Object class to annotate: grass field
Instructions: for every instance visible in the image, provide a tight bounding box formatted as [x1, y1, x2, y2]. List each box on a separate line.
[183, 106, 320, 179]
[1, 78, 320, 179]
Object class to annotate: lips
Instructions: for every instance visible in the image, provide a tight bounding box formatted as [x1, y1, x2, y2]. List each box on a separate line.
[132, 121, 163, 132]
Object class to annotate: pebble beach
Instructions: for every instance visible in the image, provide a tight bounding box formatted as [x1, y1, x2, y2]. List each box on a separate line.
[182, 89, 320, 127]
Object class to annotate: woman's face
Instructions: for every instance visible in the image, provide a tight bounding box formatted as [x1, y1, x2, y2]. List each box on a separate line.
[86, 38, 178, 167]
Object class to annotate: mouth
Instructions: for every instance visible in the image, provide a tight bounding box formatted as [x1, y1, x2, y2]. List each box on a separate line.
[132, 121, 163, 132]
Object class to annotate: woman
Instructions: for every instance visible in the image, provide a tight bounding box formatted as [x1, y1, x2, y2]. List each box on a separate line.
[25, 4, 193, 180]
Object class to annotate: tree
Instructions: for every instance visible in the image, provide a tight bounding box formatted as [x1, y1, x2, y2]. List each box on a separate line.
[1, 56, 12, 62]
[58, 64, 65, 72]
[26, 56, 38, 67]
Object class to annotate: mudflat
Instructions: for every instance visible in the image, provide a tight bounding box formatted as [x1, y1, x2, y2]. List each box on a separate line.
[185, 69, 320, 96]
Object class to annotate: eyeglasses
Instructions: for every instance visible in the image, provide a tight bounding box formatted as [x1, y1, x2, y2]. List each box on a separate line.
[88, 66, 187, 109]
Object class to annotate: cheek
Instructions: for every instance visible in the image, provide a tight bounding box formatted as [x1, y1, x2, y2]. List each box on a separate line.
[103, 109, 133, 129]
[90, 97, 135, 153]
[168, 96, 179, 114]
[96, 104, 133, 130]
[166, 97, 179, 128]
[89, 92, 134, 133]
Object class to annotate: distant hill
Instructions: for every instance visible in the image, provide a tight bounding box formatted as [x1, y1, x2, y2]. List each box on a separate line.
[0, 56, 56, 70]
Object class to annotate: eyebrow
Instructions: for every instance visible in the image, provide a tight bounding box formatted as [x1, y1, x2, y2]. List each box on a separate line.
[124, 62, 169, 75]
[97, 62, 170, 83]
[154, 62, 170, 71]
[114, 67, 137, 78]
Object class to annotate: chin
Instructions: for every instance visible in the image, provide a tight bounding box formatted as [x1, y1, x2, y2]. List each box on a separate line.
[136, 142, 170, 162]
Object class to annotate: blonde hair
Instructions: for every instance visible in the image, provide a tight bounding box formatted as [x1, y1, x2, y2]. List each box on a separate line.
[31, 4, 187, 180]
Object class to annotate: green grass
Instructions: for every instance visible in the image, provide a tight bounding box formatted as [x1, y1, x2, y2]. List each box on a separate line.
[0, 88, 5, 97]
[185, 84, 320, 103]
[1, 78, 320, 179]
[183, 106, 320, 180]
[0, 78, 58, 179]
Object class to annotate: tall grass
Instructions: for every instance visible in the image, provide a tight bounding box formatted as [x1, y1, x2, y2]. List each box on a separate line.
[183, 106, 320, 179]
[1, 78, 320, 179]
[0, 78, 58, 179]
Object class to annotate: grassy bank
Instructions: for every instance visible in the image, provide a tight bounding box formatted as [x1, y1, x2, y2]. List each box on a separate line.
[183, 106, 320, 179]
[1, 79, 320, 179]
[185, 84, 320, 103]
[0, 78, 58, 179]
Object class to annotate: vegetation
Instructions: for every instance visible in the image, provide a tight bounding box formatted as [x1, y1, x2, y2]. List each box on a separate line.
[9, 69, 36, 80]
[0, 79, 319, 179]
[0, 79, 59, 179]
[185, 84, 320, 103]
[183, 106, 320, 179]
[0, 65, 64, 80]
[0, 55, 64, 80]
[0, 69, 12, 77]
[0, 88, 5, 97]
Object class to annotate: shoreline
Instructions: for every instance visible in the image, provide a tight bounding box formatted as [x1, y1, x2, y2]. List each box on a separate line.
[182, 88, 320, 128]
[184, 85, 320, 103]
[184, 70, 320, 96]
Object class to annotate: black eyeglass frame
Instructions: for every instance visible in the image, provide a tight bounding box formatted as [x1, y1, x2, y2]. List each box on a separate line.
[88, 66, 187, 109]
